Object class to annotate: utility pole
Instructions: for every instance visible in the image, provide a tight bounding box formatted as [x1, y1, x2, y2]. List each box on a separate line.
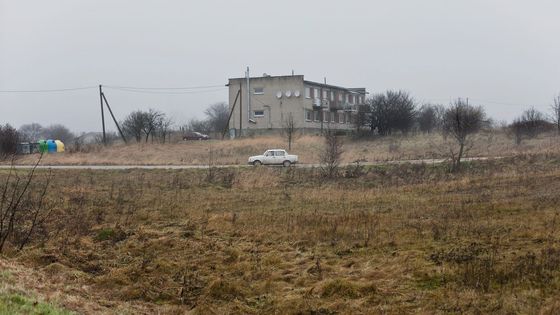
[239, 82, 243, 137]
[320, 86, 324, 134]
[246, 67, 251, 123]
[101, 93, 127, 144]
[222, 89, 241, 139]
[99, 85, 106, 145]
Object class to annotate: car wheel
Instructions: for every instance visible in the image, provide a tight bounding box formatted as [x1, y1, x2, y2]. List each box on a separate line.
[253, 160, 262, 166]
[283, 160, 291, 167]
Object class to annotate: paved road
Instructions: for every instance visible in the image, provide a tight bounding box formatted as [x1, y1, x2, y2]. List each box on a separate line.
[0, 157, 494, 170]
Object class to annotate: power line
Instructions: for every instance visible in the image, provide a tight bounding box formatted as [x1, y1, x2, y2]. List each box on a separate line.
[103, 84, 225, 90]
[103, 86, 227, 95]
[0, 86, 98, 93]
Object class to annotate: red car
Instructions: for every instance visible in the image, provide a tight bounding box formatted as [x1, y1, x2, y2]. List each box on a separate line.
[183, 132, 210, 141]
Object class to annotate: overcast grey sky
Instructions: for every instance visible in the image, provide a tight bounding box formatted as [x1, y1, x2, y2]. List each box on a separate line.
[1, 0, 559, 132]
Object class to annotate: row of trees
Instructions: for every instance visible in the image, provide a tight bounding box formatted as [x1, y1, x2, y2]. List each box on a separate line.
[19, 123, 75, 143]
[0, 123, 76, 157]
[119, 102, 229, 143]
[121, 109, 172, 143]
[356, 90, 560, 139]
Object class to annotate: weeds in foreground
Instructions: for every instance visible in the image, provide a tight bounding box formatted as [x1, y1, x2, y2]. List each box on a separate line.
[1, 153, 560, 314]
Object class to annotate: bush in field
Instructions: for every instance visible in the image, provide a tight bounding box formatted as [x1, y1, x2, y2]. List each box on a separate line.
[509, 107, 551, 145]
[0, 124, 19, 158]
[367, 90, 416, 136]
[320, 131, 344, 178]
[121, 109, 169, 143]
[0, 158, 53, 253]
[442, 99, 486, 171]
[551, 94, 560, 135]
[417, 104, 444, 133]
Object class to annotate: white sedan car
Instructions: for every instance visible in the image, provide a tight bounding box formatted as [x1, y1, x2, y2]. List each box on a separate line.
[248, 149, 298, 167]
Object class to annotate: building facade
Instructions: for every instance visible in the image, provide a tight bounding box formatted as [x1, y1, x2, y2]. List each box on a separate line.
[227, 74, 367, 136]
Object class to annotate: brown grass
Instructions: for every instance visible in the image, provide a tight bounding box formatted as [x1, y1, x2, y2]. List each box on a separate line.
[8, 131, 560, 165]
[1, 153, 560, 313]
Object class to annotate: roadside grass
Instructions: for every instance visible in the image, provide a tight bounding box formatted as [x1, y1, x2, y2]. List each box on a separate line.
[7, 130, 560, 166]
[1, 152, 560, 313]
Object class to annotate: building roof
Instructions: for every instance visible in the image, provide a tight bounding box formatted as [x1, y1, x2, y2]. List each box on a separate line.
[227, 74, 367, 94]
[303, 80, 367, 94]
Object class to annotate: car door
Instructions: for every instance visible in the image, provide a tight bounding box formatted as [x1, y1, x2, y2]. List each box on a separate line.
[275, 150, 286, 164]
[263, 151, 274, 164]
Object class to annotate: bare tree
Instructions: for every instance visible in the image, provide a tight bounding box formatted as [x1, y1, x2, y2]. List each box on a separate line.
[155, 116, 173, 143]
[18, 123, 44, 142]
[121, 109, 165, 143]
[122, 111, 146, 142]
[204, 102, 229, 134]
[283, 112, 297, 151]
[367, 90, 416, 136]
[417, 104, 444, 133]
[0, 124, 19, 159]
[551, 94, 560, 135]
[42, 124, 75, 143]
[320, 130, 344, 178]
[143, 109, 164, 143]
[353, 104, 370, 134]
[442, 99, 485, 171]
[509, 107, 549, 144]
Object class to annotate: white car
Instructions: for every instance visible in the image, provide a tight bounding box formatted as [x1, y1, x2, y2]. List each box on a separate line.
[248, 149, 298, 167]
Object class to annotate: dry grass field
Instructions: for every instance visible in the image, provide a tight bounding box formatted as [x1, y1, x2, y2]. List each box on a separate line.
[1, 153, 560, 314]
[9, 131, 560, 166]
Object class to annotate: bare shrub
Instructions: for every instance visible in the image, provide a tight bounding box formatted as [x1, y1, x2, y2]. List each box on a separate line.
[0, 124, 19, 159]
[282, 112, 297, 151]
[0, 156, 54, 253]
[417, 104, 444, 133]
[367, 90, 416, 135]
[320, 131, 344, 178]
[551, 94, 560, 135]
[442, 99, 486, 171]
[510, 107, 551, 145]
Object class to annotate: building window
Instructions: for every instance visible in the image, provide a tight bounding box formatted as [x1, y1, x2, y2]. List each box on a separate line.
[323, 90, 328, 99]
[349, 95, 354, 104]
[338, 93, 343, 102]
[323, 111, 329, 122]
[331, 112, 336, 122]
[330, 91, 334, 101]
[305, 110, 312, 121]
[254, 110, 264, 117]
[305, 87, 311, 98]
[253, 87, 264, 95]
[314, 111, 320, 122]
[339, 112, 344, 123]
[314, 88, 320, 100]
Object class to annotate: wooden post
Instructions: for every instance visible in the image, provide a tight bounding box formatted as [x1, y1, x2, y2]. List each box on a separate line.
[99, 85, 106, 145]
